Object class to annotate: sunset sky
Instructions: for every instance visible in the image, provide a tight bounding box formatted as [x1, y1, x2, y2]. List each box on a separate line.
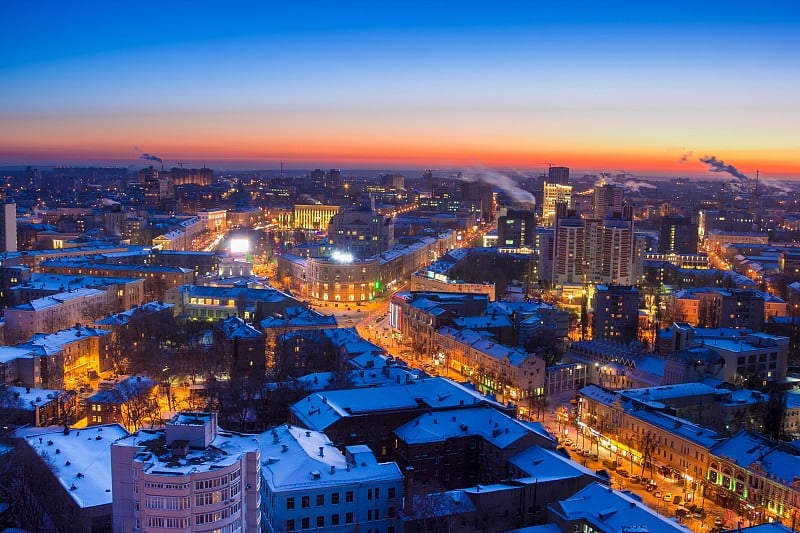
[1, 1, 798, 178]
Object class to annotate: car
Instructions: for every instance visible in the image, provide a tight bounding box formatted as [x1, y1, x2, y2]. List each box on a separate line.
[663, 493, 673, 502]
[582, 449, 591, 457]
[714, 517, 724, 527]
[564, 439, 573, 446]
[672, 495, 682, 506]
[676, 507, 691, 518]
[646, 484, 655, 492]
[630, 474, 641, 484]
[617, 469, 629, 477]
[571, 444, 580, 451]
[654, 491, 662, 499]
[693, 512, 705, 520]
[640, 478, 650, 486]
[591, 453, 599, 461]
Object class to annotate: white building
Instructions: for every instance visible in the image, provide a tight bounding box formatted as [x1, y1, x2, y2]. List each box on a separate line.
[0, 199, 17, 252]
[259, 424, 403, 533]
[4, 287, 110, 343]
[111, 412, 261, 533]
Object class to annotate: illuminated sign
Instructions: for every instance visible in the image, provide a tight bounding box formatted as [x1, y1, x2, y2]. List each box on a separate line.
[331, 250, 354, 263]
[230, 238, 250, 254]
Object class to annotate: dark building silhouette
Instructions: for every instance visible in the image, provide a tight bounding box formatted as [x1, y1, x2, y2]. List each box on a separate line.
[548, 166, 570, 185]
[592, 284, 639, 344]
[659, 215, 698, 254]
[497, 208, 536, 248]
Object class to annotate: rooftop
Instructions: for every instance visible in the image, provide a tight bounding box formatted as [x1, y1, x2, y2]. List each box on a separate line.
[259, 424, 401, 491]
[19, 424, 129, 508]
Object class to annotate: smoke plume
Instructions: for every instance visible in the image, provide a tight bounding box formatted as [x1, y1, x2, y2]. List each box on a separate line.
[679, 151, 693, 162]
[460, 168, 535, 205]
[140, 153, 163, 164]
[700, 155, 748, 183]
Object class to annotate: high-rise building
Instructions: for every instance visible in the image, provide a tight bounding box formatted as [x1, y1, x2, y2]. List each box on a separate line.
[592, 183, 625, 220]
[460, 180, 495, 222]
[592, 284, 639, 344]
[497, 207, 536, 248]
[600, 211, 635, 286]
[112, 412, 261, 533]
[553, 209, 585, 286]
[541, 182, 572, 225]
[324, 168, 341, 188]
[659, 215, 698, 254]
[548, 166, 570, 185]
[0, 199, 17, 252]
[552, 206, 635, 287]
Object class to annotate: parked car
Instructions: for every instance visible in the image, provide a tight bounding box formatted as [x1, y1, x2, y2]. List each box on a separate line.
[630, 474, 641, 484]
[714, 517, 724, 527]
[672, 495, 682, 506]
[654, 491, 662, 499]
[564, 439, 573, 446]
[591, 453, 599, 461]
[617, 468, 630, 477]
[663, 493, 673, 502]
[582, 449, 591, 457]
[693, 512, 705, 520]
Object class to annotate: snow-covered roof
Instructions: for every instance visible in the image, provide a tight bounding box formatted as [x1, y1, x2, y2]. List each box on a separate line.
[259, 424, 401, 491]
[114, 424, 259, 477]
[292, 377, 504, 431]
[5, 385, 64, 410]
[548, 481, 689, 532]
[19, 326, 111, 355]
[711, 431, 800, 488]
[19, 424, 129, 508]
[394, 406, 535, 448]
[509, 445, 603, 483]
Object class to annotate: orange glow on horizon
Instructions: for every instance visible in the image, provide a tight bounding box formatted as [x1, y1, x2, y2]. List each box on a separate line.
[3, 141, 799, 178]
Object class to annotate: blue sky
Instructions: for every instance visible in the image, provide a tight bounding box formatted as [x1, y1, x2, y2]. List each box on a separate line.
[1, 1, 798, 175]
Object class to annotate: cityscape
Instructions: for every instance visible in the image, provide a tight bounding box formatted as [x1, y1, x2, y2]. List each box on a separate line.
[1, 2, 799, 533]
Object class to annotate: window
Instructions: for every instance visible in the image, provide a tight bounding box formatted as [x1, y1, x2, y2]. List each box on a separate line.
[331, 492, 340, 504]
[287, 519, 295, 531]
[287, 497, 295, 510]
[388, 487, 396, 499]
[302, 517, 310, 529]
[368, 488, 373, 500]
[317, 516, 325, 527]
[302, 495, 310, 508]
[331, 514, 340, 525]
[346, 512, 354, 524]
[316, 494, 324, 506]
[346, 491, 354, 503]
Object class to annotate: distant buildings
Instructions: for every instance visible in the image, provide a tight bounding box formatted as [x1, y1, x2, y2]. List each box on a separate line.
[327, 207, 395, 259]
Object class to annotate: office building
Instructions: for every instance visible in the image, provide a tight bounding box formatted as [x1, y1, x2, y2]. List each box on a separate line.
[659, 214, 698, 254]
[592, 284, 639, 344]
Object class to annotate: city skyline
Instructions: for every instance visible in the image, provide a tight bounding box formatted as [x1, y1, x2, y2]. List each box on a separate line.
[1, 1, 799, 178]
